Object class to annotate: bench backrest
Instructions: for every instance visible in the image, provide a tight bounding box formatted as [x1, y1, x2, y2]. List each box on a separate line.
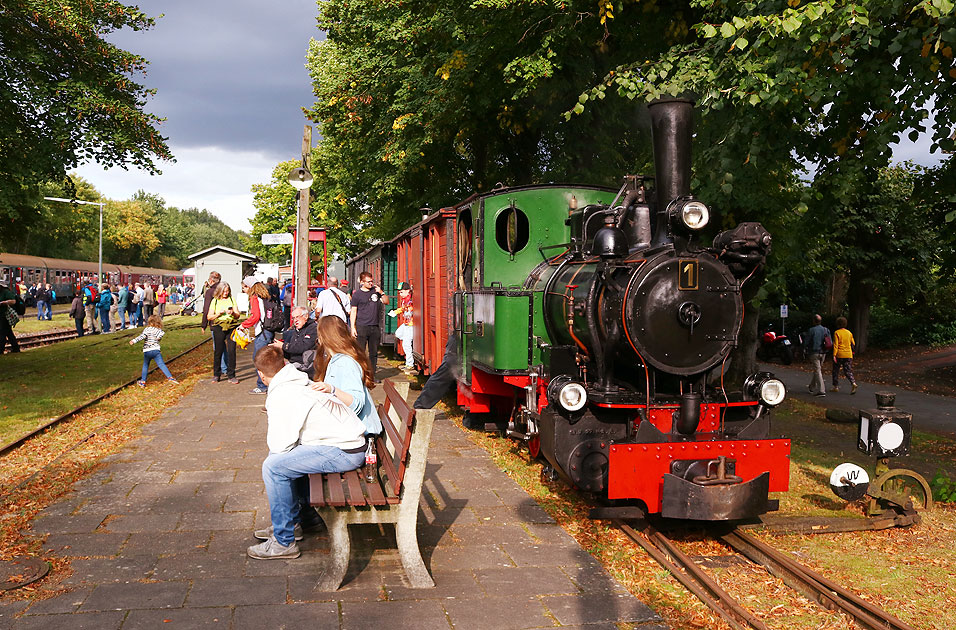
[377, 379, 417, 497]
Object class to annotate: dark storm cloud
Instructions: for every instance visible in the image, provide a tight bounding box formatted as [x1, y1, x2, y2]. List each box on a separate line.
[110, 0, 322, 156]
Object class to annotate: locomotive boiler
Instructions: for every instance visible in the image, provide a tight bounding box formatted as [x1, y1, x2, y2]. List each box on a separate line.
[452, 99, 790, 521]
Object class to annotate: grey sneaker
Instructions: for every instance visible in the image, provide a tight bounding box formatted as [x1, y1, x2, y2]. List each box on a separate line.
[249, 387, 267, 394]
[247, 536, 300, 560]
[254, 523, 303, 541]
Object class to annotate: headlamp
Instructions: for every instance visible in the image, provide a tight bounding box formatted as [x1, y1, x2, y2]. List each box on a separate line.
[547, 376, 588, 413]
[680, 200, 710, 230]
[744, 372, 787, 407]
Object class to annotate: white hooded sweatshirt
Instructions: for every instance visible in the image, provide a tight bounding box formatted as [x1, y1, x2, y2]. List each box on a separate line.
[265, 364, 367, 453]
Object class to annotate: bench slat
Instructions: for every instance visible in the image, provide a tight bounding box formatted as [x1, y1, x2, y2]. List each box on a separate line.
[376, 435, 402, 497]
[379, 405, 403, 454]
[342, 470, 367, 506]
[361, 470, 389, 505]
[309, 472, 327, 507]
[326, 473, 348, 506]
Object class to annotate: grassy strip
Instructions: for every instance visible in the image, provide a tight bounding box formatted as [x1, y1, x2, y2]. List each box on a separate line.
[0, 315, 207, 444]
[0, 344, 213, 601]
[439, 395, 956, 630]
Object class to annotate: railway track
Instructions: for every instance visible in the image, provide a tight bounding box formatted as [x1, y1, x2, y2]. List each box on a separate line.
[616, 519, 918, 630]
[0, 336, 211, 462]
[6, 329, 79, 351]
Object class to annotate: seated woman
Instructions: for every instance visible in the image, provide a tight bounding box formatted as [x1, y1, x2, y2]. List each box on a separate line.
[308, 316, 382, 436]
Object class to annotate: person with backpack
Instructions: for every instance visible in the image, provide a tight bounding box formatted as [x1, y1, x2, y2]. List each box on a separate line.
[802, 314, 831, 397]
[0, 282, 21, 353]
[116, 283, 130, 330]
[45, 283, 55, 320]
[280, 279, 294, 330]
[240, 277, 282, 394]
[97, 283, 114, 333]
[82, 281, 101, 334]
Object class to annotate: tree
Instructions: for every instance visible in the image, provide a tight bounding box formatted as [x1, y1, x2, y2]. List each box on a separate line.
[305, 0, 678, 244]
[572, 0, 954, 353]
[0, 0, 172, 240]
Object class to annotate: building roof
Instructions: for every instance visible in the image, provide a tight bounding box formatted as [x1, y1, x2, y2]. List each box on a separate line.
[188, 245, 259, 262]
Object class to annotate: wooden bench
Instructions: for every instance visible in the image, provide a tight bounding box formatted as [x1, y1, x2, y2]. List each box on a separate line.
[308, 379, 437, 590]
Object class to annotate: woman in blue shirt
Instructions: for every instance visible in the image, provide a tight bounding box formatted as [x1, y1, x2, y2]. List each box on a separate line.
[309, 316, 381, 435]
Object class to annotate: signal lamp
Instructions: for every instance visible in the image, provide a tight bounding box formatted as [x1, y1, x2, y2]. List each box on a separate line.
[858, 394, 912, 458]
[744, 372, 787, 407]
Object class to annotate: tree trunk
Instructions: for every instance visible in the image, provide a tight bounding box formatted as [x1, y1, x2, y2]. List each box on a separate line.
[846, 275, 875, 354]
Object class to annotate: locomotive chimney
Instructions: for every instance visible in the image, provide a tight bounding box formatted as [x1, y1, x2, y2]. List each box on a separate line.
[648, 98, 694, 247]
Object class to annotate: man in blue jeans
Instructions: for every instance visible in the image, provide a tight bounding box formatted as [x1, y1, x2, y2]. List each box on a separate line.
[247, 346, 366, 560]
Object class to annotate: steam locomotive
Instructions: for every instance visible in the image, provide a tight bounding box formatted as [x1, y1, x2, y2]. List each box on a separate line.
[350, 99, 791, 521]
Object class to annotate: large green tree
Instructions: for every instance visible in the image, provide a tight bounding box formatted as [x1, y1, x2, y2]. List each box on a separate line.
[574, 0, 954, 350]
[305, 0, 694, 243]
[0, 0, 172, 240]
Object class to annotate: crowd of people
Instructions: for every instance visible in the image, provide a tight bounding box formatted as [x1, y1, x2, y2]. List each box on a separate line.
[68, 281, 178, 336]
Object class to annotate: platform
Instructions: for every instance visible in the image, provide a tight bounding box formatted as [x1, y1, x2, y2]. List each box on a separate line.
[6, 351, 667, 629]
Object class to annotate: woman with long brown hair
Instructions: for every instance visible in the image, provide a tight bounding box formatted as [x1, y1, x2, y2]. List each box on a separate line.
[309, 316, 381, 435]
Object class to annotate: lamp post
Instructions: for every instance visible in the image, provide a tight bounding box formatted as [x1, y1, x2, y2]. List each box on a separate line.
[43, 197, 105, 283]
[288, 164, 313, 309]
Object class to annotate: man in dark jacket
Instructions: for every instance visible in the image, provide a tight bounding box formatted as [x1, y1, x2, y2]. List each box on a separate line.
[273, 306, 317, 378]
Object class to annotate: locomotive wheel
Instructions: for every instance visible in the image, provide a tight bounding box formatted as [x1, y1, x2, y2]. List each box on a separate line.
[528, 435, 541, 460]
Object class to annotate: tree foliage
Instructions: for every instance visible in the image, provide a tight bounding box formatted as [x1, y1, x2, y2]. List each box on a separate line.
[304, 0, 685, 243]
[1, 176, 245, 269]
[0, 0, 172, 241]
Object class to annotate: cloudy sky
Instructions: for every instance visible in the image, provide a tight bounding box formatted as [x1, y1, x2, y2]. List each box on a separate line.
[75, 0, 321, 232]
[75, 2, 943, 234]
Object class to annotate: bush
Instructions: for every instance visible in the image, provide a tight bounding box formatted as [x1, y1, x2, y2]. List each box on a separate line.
[930, 470, 956, 503]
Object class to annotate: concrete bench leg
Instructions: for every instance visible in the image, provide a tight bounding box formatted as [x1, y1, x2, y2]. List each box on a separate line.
[395, 506, 434, 588]
[316, 510, 350, 591]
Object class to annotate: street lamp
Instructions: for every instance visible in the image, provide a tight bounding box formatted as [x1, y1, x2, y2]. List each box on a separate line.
[287, 166, 313, 308]
[43, 197, 105, 283]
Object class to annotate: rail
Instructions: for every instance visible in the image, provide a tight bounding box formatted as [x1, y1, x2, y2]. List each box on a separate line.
[616, 519, 918, 630]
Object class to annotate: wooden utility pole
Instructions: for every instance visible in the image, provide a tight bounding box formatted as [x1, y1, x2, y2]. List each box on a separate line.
[295, 126, 312, 308]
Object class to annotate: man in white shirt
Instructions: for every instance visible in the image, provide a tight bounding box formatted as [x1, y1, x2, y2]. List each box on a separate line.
[247, 345, 367, 560]
[313, 276, 350, 323]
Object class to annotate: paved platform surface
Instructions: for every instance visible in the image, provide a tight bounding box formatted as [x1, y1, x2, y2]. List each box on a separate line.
[4, 353, 666, 629]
